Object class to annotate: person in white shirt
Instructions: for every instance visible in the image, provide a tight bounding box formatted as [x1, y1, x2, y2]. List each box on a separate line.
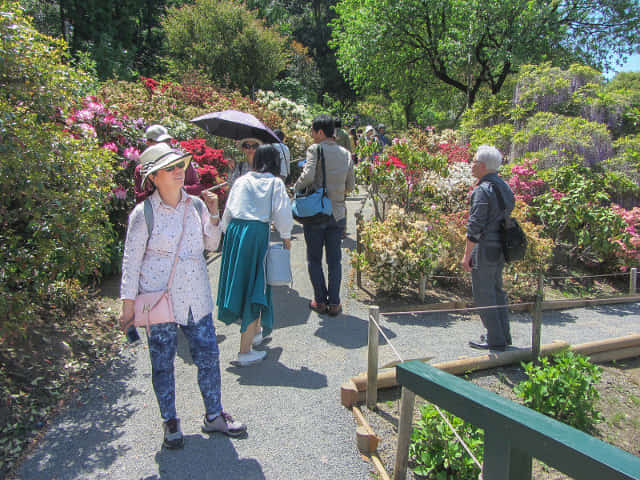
[218, 144, 293, 366]
[119, 143, 246, 449]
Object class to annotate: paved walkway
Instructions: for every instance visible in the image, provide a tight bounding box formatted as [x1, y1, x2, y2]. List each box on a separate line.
[17, 194, 640, 480]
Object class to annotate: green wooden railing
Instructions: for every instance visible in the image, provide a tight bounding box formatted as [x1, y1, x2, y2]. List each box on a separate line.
[394, 360, 640, 480]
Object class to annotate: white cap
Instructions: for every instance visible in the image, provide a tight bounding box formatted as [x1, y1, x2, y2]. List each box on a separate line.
[145, 124, 173, 143]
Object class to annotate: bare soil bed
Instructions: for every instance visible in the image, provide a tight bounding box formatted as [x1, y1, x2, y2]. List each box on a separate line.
[362, 358, 640, 479]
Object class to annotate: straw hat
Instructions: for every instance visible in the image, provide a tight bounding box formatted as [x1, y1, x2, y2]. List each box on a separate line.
[140, 143, 191, 187]
[145, 124, 173, 143]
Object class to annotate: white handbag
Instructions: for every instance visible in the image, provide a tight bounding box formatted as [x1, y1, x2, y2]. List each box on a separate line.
[266, 243, 292, 286]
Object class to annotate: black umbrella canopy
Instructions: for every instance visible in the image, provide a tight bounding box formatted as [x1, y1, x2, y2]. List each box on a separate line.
[191, 110, 281, 144]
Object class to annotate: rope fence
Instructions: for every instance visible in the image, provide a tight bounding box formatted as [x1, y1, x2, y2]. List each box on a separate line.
[367, 307, 484, 479]
[352, 207, 639, 302]
[363, 267, 639, 479]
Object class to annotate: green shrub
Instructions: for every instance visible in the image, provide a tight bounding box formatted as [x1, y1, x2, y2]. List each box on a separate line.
[162, 0, 288, 93]
[513, 63, 602, 121]
[515, 351, 602, 432]
[410, 402, 483, 479]
[605, 134, 640, 187]
[533, 164, 628, 265]
[0, 4, 115, 335]
[512, 112, 613, 168]
[468, 123, 514, 155]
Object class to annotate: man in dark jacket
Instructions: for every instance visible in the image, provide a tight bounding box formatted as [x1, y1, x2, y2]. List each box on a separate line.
[461, 145, 515, 350]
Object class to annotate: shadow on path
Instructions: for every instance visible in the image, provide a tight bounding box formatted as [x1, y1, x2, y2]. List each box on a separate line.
[146, 436, 264, 480]
[17, 356, 139, 479]
[271, 287, 312, 329]
[314, 313, 397, 349]
[226, 347, 327, 389]
[381, 311, 465, 328]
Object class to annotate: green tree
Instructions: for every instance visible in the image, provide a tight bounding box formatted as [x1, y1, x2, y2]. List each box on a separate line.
[246, 0, 355, 101]
[331, 0, 640, 113]
[163, 0, 288, 93]
[19, 0, 185, 79]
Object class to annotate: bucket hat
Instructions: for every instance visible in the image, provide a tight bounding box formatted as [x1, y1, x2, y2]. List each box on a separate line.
[145, 124, 173, 143]
[140, 143, 191, 188]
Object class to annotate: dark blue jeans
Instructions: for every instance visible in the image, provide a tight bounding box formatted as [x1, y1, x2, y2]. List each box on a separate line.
[147, 312, 222, 421]
[303, 216, 346, 306]
[471, 241, 511, 347]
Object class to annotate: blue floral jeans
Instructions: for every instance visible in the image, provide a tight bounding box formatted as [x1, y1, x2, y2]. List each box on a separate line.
[147, 312, 222, 421]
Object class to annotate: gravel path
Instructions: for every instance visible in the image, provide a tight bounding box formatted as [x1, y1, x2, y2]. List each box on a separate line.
[16, 193, 640, 480]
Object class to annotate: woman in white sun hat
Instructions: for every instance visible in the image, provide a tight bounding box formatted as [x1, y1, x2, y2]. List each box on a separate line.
[119, 142, 246, 450]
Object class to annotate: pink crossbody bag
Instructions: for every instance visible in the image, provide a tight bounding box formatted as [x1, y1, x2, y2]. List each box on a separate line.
[134, 198, 190, 332]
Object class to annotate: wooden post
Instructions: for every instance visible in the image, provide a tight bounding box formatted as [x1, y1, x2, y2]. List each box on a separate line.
[418, 274, 426, 303]
[630, 268, 638, 295]
[356, 212, 362, 289]
[532, 273, 544, 363]
[367, 306, 380, 410]
[393, 387, 416, 480]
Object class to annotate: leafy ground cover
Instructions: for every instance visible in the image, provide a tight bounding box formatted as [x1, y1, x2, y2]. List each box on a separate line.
[0, 282, 122, 479]
[364, 358, 640, 480]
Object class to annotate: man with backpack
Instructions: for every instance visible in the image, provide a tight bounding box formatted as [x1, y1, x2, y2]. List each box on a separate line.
[462, 145, 515, 350]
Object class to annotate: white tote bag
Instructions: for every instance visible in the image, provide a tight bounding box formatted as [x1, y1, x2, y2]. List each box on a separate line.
[266, 243, 292, 286]
[265, 178, 292, 286]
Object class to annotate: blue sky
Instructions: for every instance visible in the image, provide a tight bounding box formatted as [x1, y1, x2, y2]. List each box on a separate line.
[606, 53, 640, 78]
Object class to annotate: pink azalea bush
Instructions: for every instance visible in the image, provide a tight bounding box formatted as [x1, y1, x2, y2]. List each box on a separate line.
[507, 158, 547, 204]
[610, 205, 640, 268]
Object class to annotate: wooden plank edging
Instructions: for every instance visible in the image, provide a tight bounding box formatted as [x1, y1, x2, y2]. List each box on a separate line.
[341, 333, 640, 408]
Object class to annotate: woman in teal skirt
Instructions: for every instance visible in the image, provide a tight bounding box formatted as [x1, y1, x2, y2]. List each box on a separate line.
[218, 145, 293, 366]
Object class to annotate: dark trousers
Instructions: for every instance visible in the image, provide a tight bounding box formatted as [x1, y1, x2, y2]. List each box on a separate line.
[471, 242, 511, 346]
[303, 216, 346, 306]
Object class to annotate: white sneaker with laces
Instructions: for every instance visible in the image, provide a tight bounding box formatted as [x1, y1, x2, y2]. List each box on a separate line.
[237, 349, 266, 366]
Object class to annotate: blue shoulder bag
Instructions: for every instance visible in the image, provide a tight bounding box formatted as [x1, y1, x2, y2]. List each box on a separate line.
[291, 145, 333, 224]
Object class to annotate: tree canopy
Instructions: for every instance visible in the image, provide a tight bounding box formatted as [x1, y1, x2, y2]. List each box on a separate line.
[163, 0, 288, 93]
[331, 0, 640, 111]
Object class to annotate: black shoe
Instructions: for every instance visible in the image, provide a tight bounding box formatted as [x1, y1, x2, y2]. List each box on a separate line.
[469, 340, 506, 351]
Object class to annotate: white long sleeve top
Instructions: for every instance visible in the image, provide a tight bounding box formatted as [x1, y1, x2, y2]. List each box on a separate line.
[221, 171, 293, 239]
[120, 190, 221, 325]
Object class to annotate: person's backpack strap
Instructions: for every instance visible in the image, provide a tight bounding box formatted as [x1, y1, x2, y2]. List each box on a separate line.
[190, 195, 205, 218]
[144, 195, 205, 238]
[144, 198, 154, 237]
[482, 180, 506, 211]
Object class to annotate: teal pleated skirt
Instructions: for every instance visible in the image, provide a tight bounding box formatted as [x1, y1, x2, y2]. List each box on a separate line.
[217, 219, 273, 336]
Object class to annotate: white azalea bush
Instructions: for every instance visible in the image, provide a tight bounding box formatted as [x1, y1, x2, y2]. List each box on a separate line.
[419, 162, 475, 213]
[255, 89, 313, 161]
[355, 207, 449, 293]
[255, 90, 312, 130]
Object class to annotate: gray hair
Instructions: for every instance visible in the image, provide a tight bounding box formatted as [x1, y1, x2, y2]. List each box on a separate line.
[475, 145, 502, 171]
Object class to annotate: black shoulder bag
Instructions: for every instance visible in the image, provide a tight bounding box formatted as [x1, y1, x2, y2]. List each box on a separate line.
[485, 181, 527, 263]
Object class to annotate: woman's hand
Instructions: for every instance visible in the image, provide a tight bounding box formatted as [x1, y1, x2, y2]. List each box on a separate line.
[201, 191, 219, 216]
[119, 299, 135, 333]
[283, 238, 292, 249]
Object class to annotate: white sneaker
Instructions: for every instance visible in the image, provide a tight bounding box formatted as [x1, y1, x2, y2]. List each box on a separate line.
[236, 349, 267, 366]
[252, 329, 269, 347]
